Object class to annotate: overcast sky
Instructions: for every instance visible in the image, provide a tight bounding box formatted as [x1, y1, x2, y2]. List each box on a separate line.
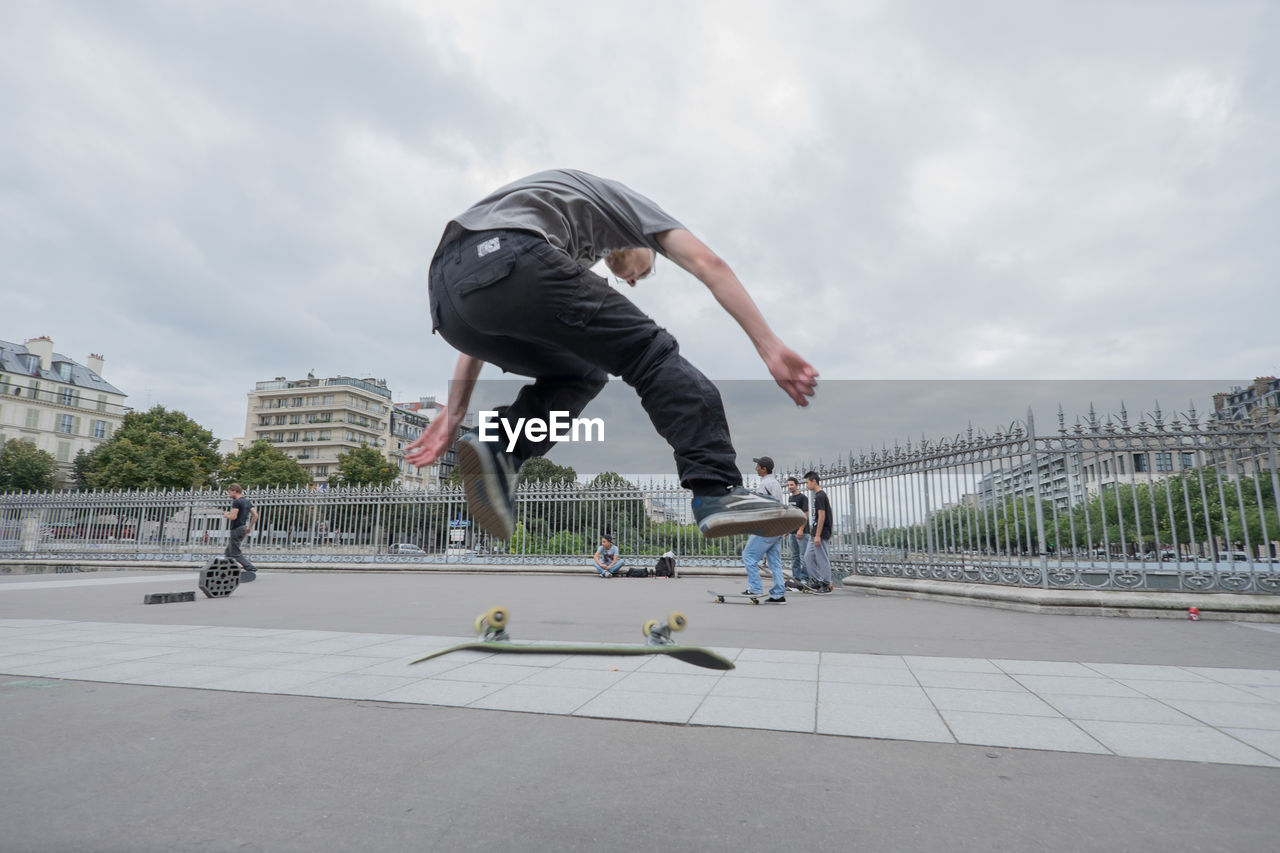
[4, 0, 1277, 460]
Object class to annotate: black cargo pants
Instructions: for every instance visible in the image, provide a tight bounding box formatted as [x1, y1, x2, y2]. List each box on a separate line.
[428, 228, 741, 487]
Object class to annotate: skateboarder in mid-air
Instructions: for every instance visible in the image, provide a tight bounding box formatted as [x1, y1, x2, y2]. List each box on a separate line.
[406, 169, 817, 540]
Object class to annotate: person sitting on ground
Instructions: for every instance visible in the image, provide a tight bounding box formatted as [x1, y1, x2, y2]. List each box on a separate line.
[592, 534, 625, 577]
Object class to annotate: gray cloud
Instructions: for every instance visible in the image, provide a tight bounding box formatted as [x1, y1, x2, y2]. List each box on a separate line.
[3, 0, 1275, 446]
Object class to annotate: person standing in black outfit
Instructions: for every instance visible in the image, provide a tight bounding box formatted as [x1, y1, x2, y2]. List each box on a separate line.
[785, 476, 810, 589]
[802, 471, 834, 593]
[223, 483, 259, 582]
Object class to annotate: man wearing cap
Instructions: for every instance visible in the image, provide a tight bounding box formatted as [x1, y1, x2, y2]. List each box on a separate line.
[592, 534, 625, 577]
[741, 456, 787, 602]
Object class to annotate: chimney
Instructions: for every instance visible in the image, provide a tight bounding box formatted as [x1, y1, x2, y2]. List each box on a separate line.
[24, 336, 53, 371]
[87, 353, 105, 376]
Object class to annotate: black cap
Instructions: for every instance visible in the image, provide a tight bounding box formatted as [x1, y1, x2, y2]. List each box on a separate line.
[752, 456, 774, 473]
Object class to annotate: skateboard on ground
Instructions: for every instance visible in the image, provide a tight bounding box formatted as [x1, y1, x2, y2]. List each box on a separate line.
[708, 589, 777, 605]
[411, 606, 735, 671]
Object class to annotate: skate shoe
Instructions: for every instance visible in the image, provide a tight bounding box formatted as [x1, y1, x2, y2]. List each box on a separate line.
[691, 486, 808, 539]
[455, 431, 518, 539]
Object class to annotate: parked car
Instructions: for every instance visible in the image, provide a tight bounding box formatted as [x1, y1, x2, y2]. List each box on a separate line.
[388, 543, 425, 555]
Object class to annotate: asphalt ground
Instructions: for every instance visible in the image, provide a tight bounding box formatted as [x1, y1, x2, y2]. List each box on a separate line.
[2, 569, 1279, 852]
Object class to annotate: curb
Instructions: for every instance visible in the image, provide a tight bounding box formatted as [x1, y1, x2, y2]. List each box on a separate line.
[843, 576, 1280, 622]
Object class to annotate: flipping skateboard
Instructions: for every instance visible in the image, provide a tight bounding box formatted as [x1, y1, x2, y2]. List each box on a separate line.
[411, 606, 735, 671]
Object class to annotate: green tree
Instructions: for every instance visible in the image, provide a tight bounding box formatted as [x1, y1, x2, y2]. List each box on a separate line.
[0, 439, 57, 492]
[72, 449, 93, 490]
[585, 471, 647, 537]
[78, 406, 221, 490]
[221, 440, 312, 489]
[329, 444, 398, 488]
[516, 456, 577, 486]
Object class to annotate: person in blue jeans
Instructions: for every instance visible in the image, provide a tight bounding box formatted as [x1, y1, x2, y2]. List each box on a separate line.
[404, 170, 816, 543]
[592, 534, 625, 577]
[741, 456, 787, 603]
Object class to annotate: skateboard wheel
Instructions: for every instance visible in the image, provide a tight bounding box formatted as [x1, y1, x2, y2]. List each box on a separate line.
[475, 606, 508, 634]
[668, 611, 687, 631]
[642, 619, 658, 638]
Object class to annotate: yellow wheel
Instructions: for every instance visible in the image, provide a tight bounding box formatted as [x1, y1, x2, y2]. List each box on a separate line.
[668, 611, 687, 632]
[475, 605, 508, 633]
[642, 619, 658, 638]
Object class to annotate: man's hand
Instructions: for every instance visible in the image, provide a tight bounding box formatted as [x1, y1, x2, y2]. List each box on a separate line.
[406, 407, 458, 467]
[762, 343, 818, 407]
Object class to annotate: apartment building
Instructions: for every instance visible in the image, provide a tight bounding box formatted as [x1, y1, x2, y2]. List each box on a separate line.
[977, 455, 1084, 512]
[1213, 377, 1280, 427]
[242, 373, 395, 485]
[0, 336, 128, 487]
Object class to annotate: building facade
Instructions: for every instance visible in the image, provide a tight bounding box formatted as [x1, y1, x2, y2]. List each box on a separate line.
[242, 374, 396, 485]
[0, 336, 129, 488]
[1213, 377, 1280, 427]
[242, 380, 468, 490]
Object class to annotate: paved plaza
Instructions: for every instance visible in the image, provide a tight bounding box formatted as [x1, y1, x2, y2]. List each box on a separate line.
[3, 569, 1279, 851]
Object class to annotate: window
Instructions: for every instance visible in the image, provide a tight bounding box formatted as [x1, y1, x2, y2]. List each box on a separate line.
[92, 420, 108, 439]
[1181, 453, 1196, 470]
[260, 416, 271, 426]
[97, 394, 107, 412]
[1118, 456, 1126, 475]
[57, 414, 75, 434]
[314, 465, 328, 476]
[1102, 460, 1110, 477]
[25, 409, 40, 429]
[1155, 452, 1172, 472]
[1133, 454, 1149, 473]
[292, 397, 303, 407]
[289, 414, 302, 424]
[318, 431, 330, 441]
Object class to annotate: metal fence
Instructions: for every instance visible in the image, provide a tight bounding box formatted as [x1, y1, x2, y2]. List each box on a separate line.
[3, 400, 1277, 593]
[0, 479, 777, 568]
[833, 404, 1280, 594]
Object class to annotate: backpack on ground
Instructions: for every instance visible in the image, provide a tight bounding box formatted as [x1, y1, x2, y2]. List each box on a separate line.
[625, 564, 649, 578]
[654, 554, 676, 578]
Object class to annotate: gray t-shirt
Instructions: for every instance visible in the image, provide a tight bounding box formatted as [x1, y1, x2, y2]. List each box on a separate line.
[448, 169, 685, 266]
[755, 473, 784, 503]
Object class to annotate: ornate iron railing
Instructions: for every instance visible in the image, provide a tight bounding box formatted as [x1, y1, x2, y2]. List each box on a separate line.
[0, 479, 770, 568]
[3, 401, 1276, 591]
[835, 404, 1279, 593]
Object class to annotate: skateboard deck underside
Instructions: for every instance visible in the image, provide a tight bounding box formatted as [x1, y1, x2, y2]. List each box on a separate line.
[412, 642, 734, 671]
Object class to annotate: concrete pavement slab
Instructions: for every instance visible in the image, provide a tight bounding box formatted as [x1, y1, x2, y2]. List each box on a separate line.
[3, 570, 1280, 851]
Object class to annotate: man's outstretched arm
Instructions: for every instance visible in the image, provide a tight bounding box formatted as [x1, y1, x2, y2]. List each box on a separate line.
[656, 228, 818, 406]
